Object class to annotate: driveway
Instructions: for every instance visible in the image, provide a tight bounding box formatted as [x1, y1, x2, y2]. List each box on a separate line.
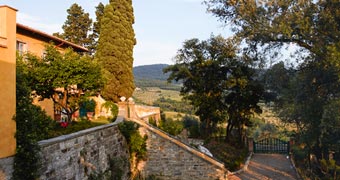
[228, 154, 299, 180]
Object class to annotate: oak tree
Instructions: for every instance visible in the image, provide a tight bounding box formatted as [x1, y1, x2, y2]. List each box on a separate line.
[165, 35, 263, 141]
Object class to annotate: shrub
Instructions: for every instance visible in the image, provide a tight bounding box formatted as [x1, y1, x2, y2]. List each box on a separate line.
[159, 118, 184, 136]
[182, 115, 201, 138]
[102, 101, 119, 122]
[81, 98, 97, 112]
[14, 59, 56, 180]
[118, 121, 148, 161]
[148, 117, 157, 127]
[89, 156, 129, 180]
[204, 140, 248, 171]
[47, 119, 106, 138]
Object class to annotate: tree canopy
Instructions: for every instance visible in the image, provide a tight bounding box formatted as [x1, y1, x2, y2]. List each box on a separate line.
[204, 0, 340, 176]
[95, 0, 136, 102]
[164, 35, 263, 141]
[54, 3, 93, 51]
[204, 0, 340, 63]
[88, 2, 105, 55]
[21, 45, 103, 121]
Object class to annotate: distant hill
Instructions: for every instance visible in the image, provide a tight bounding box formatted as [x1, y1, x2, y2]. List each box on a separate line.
[133, 64, 170, 81]
[133, 64, 181, 90]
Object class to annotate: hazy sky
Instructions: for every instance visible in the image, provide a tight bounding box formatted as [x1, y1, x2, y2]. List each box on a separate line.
[1, 0, 231, 66]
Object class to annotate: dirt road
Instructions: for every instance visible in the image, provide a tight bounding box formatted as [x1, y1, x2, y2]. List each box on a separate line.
[228, 154, 299, 180]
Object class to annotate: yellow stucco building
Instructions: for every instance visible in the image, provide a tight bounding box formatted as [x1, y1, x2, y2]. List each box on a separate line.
[0, 5, 88, 158]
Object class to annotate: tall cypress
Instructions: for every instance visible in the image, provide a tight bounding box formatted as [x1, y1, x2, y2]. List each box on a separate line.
[95, 0, 136, 102]
[88, 2, 105, 55]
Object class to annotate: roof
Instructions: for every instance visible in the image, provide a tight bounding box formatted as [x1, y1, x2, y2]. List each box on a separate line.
[16, 23, 88, 52]
[0, 5, 17, 11]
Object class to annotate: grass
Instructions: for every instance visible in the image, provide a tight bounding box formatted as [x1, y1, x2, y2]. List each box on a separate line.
[163, 111, 185, 120]
[133, 87, 182, 105]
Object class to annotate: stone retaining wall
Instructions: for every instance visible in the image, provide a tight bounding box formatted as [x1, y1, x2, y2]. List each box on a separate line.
[131, 118, 230, 180]
[0, 156, 13, 180]
[38, 122, 130, 180]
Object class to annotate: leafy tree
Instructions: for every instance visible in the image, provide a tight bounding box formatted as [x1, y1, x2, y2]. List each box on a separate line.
[224, 64, 263, 143]
[205, 0, 340, 164]
[55, 3, 93, 50]
[204, 0, 340, 63]
[165, 35, 263, 141]
[95, 0, 136, 102]
[13, 56, 54, 180]
[320, 100, 340, 160]
[23, 45, 103, 121]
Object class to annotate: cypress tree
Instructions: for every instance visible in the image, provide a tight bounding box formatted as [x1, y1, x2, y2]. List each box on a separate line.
[88, 2, 105, 55]
[95, 0, 136, 102]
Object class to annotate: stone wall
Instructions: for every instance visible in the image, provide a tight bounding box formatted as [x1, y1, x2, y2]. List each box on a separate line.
[131, 119, 230, 180]
[38, 122, 129, 180]
[0, 156, 13, 180]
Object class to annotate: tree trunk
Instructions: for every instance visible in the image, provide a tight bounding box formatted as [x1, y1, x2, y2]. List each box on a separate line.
[226, 122, 234, 143]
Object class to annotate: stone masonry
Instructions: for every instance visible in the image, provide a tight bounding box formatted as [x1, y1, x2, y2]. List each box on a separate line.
[38, 122, 130, 180]
[0, 157, 13, 180]
[131, 118, 230, 180]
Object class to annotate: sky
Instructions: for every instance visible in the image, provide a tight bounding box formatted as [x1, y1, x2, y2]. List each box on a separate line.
[1, 0, 232, 66]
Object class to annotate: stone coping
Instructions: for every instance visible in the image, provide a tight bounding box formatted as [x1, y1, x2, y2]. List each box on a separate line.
[129, 118, 230, 173]
[229, 152, 253, 175]
[38, 117, 123, 147]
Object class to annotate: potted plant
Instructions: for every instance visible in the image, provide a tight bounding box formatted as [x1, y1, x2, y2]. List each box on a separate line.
[82, 99, 96, 120]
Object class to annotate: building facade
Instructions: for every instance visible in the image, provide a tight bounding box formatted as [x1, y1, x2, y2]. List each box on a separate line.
[0, 5, 88, 158]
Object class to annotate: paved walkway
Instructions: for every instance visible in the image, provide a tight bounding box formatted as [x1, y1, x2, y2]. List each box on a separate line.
[228, 154, 299, 180]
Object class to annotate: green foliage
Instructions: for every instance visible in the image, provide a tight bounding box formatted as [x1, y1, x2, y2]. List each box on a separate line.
[182, 115, 201, 138]
[204, 0, 340, 176]
[101, 101, 119, 122]
[89, 156, 129, 180]
[164, 35, 263, 140]
[88, 2, 105, 55]
[13, 57, 56, 180]
[47, 119, 106, 138]
[22, 45, 103, 121]
[320, 99, 340, 157]
[148, 117, 157, 127]
[205, 139, 248, 171]
[56, 3, 93, 49]
[205, 0, 340, 63]
[158, 118, 184, 136]
[134, 79, 181, 91]
[153, 97, 194, 114]
[81, 98, 96, 112]
[95, 0, 136, 102]
[118, 121, 147, 161]
[320, 159, 340, 179]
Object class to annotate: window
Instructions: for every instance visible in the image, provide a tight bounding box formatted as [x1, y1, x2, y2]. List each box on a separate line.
[16, 40, 27, 55]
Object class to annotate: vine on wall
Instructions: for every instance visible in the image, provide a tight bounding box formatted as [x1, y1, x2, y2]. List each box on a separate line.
[118, 121, 148, 178]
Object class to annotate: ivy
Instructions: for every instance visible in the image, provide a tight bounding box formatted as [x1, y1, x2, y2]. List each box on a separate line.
[102, 101, 119, 122]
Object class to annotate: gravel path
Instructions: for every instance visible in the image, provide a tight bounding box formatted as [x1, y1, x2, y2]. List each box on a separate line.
[228, 154, 299, 180]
